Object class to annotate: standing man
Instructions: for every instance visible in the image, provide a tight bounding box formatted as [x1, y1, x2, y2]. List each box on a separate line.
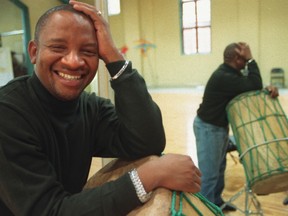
[193, 42, 278, 211]
[0, 1, 201, 215]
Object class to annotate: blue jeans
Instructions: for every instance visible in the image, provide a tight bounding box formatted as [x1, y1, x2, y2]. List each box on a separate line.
[193, 116, 229, 205]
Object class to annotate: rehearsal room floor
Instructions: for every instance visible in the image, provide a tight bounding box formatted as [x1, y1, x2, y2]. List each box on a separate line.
[89, 87, 288, 216]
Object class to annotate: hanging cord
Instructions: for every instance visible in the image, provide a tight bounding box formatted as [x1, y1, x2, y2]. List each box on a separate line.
[170, 191, 185, 216]
[170, 191, 178, 216]
[188, 193, 224, 215]
[170, 191, 224, 216]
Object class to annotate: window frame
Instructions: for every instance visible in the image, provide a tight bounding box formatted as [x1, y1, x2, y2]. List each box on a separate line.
[180, 0, 211, 55]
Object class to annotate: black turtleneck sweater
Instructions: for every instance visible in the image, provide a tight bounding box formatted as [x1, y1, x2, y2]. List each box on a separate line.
[0, 61, 165, 216]
[197, 61, 263, 127]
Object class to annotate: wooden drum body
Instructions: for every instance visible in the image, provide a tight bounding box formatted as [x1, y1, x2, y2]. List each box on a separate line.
[84, 156, 223, 215]
[226, 90, 288, 195]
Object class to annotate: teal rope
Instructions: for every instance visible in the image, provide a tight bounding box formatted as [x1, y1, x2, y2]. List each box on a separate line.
[183, 193, 203, 216]
[226, 90, 288, 189]
[170, 191, 185, 216]
[178, 192, 184, 215]
[170, 191, 224, 216]
[192, 193, 223, 215]
[170, 191, 178, 216]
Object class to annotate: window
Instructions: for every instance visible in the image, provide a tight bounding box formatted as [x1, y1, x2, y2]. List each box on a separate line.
[108, 0, 121, 16]
[181, 0, 211, 54]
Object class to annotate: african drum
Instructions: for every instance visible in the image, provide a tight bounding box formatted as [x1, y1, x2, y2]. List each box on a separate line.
[84, 156, 223, 215]
[226, 90, 288, 195]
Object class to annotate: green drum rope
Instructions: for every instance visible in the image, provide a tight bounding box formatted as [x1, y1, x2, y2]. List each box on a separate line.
[170, 191, 224, 216]
[226, 90, 288, 190]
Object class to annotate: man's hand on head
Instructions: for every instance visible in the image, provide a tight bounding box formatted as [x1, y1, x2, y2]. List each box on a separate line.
[69, 0, 124, 63]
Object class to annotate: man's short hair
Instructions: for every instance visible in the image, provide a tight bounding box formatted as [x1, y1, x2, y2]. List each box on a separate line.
[34, 4, 86, 43]
[223, 43, 240, 63]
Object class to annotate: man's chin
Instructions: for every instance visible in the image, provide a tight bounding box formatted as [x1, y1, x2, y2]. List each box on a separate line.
[54, 89, 82, 101]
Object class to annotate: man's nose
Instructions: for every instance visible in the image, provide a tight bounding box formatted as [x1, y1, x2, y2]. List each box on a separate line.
[62, 51, 85, 69]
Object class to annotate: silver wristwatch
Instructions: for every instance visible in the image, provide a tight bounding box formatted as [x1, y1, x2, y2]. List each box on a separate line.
[129, 168, 152, 203]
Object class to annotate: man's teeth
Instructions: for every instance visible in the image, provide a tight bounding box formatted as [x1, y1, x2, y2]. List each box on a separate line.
[58, 72, 81, 80]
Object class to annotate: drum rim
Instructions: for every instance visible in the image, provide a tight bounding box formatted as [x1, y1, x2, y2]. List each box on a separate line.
[226, 89, 271, 112]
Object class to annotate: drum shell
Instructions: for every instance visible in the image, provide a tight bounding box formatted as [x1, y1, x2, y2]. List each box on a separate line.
[84, 156, 222, 215]
[226, 90, 288, 195]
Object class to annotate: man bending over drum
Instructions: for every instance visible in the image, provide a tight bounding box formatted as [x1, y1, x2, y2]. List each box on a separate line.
[0, 1, 201, 215]
[193, 42, 278, 211]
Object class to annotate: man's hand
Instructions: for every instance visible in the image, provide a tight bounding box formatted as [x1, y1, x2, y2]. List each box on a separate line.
[70, 0, 124, 63]
[265, 85, 279, 98]
[137, 154, 202, 194]
[237, 42, 253, 61]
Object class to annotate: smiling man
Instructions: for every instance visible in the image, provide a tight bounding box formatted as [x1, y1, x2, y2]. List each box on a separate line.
[29, 5, 99, 101]
[0, 1, 201, 216]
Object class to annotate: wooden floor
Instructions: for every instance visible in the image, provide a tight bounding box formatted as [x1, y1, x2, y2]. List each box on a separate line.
[89, 87, 288, 216]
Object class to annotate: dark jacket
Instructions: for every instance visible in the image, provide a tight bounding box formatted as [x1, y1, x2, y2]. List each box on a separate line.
[197, 61, 263, 127]
[0, 61, 165, 216]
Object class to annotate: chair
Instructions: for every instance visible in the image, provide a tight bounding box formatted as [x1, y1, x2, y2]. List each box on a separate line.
[270, 68, 285, 88]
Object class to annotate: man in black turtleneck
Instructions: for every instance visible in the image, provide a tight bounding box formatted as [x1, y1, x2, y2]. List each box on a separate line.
[193, 42, 278, 211]
[0, 1, 201, 216]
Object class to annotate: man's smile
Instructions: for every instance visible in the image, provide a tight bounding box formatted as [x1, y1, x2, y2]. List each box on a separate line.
[57, 71, 82, 80]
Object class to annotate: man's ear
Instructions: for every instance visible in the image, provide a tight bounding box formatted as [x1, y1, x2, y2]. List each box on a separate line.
[28, 40, 37, 64]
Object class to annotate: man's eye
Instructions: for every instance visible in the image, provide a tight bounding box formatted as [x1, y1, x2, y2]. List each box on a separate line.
[83, 50, 98, 56]
[50, 46, 65, 52]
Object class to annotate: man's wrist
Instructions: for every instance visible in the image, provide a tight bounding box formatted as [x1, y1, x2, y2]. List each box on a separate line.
[101, 48, 125, 64]
[109, 60, 129, 81]
[247, 58, 254, 64]
[129, 168, 152, 203]
[106, 60, 130, 79]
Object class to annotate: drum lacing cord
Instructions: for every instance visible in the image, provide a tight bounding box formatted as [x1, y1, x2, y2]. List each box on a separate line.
[170, 191, 224, 216]
[239, 137, 288, 161]
[226, 89, 288, 184]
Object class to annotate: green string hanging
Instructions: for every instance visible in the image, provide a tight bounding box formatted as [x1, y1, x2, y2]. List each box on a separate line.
[170, 191, 224, 216]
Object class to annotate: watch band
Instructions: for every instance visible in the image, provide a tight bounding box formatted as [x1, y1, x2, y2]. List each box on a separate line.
[129, 168, 152, 203]
[247, 58, 254, 64]
[110, 60, 129, 81]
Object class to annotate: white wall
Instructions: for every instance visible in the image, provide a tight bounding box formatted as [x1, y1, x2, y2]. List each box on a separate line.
[109, 0, 288, 88]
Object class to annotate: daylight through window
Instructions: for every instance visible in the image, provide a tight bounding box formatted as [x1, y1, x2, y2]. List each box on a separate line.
[181, 0, 211, 55]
